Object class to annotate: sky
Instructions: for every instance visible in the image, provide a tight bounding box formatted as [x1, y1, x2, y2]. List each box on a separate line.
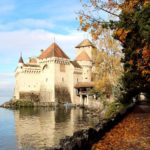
[0, 0, 92, 103]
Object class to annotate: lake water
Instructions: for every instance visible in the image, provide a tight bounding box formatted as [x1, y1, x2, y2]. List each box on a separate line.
[0, 106, 99, 150]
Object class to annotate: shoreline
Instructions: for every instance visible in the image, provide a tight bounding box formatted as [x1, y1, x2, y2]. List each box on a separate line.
[1, 99, 136, 150]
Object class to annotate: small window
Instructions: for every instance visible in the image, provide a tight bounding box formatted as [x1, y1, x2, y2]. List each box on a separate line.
[62, 77, 64, 82]
[77, 78, 78, 82]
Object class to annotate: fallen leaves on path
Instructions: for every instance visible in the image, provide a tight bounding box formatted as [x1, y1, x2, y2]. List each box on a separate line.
[92, 105, 150, 150]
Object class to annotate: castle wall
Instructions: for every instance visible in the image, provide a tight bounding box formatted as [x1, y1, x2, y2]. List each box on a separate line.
[14, 67, 40, 100]
[54, 59, 73, 103]
[77, 61, 92, 82]
[39, 59, 55, 102]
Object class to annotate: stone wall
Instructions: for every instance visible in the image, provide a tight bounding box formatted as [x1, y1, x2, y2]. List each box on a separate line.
[20, 92, 40, 102]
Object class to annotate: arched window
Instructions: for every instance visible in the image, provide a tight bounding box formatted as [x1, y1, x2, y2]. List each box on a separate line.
[42, 64, 48, 71]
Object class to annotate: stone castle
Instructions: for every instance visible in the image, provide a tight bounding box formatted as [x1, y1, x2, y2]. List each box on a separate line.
[14, 39, 97, 106]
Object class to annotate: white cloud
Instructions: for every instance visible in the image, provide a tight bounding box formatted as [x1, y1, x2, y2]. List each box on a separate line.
[0, 18, 54, 31]
[0, 29, 86, 60]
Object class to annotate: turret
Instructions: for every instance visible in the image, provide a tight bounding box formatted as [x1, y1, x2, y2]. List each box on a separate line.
[75, 39, 96, 60]
[16, 53, 24, 74]
[18, 53, 24, 67]
[75, 39, 96, 82]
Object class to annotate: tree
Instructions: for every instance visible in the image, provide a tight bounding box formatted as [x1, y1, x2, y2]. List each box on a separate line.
[92, 29, 123, 99]
[79, 0, 150, 102]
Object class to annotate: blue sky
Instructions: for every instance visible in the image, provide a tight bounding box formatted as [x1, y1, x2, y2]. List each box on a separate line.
[0, 0, 91, 103]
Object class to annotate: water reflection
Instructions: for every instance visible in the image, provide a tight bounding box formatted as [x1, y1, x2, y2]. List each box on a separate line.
[14, 107, 99, 149]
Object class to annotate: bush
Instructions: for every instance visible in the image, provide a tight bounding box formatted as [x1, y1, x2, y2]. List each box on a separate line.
[13, 100, 34, 107]
[104, 101, 127, 119]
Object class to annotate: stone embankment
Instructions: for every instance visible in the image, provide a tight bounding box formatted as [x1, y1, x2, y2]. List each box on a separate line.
[45, 103, 135, 150]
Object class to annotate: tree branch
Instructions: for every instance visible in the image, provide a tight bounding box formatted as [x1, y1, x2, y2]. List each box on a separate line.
[96, 6, 119, 17]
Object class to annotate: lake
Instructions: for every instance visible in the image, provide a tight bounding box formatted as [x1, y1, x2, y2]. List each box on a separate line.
[0, 106, 99, 150]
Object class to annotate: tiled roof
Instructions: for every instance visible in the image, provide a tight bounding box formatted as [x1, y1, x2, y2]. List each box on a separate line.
[70, 61, 82, 68]
[75, 39, 96, 48]
[76, 51, 91, 61]
[39, 42, 69, 59]
[74, 82, 94, 88]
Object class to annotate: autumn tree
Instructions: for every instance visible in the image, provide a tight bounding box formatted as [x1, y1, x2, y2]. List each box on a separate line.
[92, 29, 123, 99]
[79, 0, 150, 102]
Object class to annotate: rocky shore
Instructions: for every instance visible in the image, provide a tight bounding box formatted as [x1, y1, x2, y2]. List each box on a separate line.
[0, 99, 58, 108]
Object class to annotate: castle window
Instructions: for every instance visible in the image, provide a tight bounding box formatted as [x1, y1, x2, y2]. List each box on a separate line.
[77, 78, 78, 82]
[62, 77, 64, 82]
[60, 64, 65, 72]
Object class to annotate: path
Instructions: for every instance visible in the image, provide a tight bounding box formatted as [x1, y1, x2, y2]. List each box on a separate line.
[92, 104, 150, 150]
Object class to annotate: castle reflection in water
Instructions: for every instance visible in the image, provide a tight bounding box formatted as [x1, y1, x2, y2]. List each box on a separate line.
[14, 107, 99, 149]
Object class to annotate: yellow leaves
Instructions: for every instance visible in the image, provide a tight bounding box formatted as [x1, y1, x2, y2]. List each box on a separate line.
[79, 16, 83, 25]
[92, 22, 98, 29]
[119, 0, 150, 13]
[119, 0, 141, 13]
[81, 23, 90, 32]
[114, 28, 130, 43]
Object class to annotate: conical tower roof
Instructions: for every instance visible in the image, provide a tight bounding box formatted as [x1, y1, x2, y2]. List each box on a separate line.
[18, 54, 24, 64]
[39, 42, 69, 59]
[76, 51, 91, 61]
[75, 39, 96, 48]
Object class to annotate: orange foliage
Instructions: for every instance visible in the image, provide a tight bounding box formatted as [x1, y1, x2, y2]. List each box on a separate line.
[114, 28, 130, 43]
[120, 0, 141, 12]
[79, 16, 83, 25]
[92, 106, 150, 150]
[129, 59, 133, 65]
[92, 22, 98, 29]
[142, 45, 150, 59]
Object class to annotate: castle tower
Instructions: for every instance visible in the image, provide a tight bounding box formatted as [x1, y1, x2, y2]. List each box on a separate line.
[75, 39, 95, 82]
[38, 42, 71, 103]
[75, 39, 96, 60]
